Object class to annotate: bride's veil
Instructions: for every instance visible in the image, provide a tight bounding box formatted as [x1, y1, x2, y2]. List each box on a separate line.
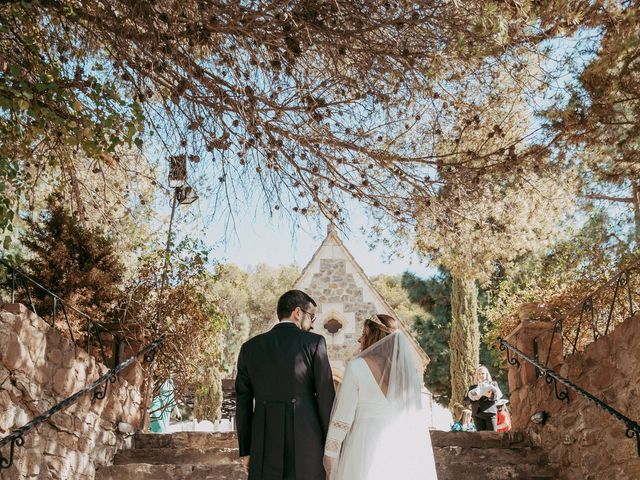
[356, 330, 422, 410]
[327, 329, 437, 479]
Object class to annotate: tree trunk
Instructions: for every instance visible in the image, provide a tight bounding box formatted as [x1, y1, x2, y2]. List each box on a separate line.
[448, 275, 480, 413]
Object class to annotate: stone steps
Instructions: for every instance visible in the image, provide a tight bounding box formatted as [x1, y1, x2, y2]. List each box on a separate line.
[133, 432, 237, 449]
[96, 463, 243, 480]
[96, 431, 560, 480]
[431, 430, 533, 448]
[434, 446, 548, 465]
[435, 462, 558, 480]
[113, 447, 238, 466]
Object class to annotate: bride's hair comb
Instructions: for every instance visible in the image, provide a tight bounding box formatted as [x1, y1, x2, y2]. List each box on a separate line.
[365, 314, 397, 334]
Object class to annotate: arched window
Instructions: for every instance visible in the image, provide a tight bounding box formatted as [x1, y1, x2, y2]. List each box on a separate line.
[324, 318, 343, 334]
[322, 309, 346, 335]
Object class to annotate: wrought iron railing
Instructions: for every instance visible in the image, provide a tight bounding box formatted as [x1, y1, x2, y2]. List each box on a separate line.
[0, 336, 163, 470]
[498, 337, 640, 456]
[0, 259, 116, 367]
[540, 260, 640, 366]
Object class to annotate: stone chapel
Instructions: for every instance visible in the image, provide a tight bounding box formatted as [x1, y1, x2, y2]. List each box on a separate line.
[293, 224, 434, 425]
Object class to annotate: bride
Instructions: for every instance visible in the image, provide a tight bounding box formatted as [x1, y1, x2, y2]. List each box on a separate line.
[324, 314, 438, 480]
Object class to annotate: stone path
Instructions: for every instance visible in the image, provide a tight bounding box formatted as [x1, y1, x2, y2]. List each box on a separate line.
[95, 430, 559, 479]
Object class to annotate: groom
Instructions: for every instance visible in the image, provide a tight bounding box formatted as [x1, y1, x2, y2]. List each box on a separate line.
[235, 289, 336, 480]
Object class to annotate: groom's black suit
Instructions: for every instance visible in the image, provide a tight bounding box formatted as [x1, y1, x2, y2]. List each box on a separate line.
[235, 322, 336, 480]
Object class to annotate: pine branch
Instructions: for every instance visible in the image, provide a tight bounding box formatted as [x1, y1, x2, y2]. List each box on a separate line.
[585, 193, 634, 203]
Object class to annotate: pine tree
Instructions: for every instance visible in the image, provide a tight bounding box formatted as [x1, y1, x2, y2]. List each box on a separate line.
[20, 197, 124, 334]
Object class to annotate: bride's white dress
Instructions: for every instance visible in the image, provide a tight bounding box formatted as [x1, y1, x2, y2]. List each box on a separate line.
[324, 351, 438, 479]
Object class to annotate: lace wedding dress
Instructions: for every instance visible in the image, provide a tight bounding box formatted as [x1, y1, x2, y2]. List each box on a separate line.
[324, 331, 438, 480]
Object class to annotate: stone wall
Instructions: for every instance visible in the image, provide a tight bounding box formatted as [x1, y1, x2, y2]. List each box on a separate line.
[507, 312, 640, 479]
[0, 304, 146, 480]
[306, 258, 377, 372]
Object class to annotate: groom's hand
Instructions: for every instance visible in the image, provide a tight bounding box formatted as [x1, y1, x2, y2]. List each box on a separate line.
[242, 456, 250, 475]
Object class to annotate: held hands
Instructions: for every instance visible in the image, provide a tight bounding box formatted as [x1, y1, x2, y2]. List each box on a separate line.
[323, 455, 334, 479]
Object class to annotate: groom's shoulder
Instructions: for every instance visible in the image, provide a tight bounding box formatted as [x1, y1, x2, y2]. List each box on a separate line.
[242, 330, 270, 346]
[242, 328, 324, 349]
[299, 330, 325, 344]
[278, 328, 325, 348]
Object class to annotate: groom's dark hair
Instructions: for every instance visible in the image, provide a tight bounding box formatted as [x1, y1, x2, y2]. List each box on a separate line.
[277, 290, 316, 320]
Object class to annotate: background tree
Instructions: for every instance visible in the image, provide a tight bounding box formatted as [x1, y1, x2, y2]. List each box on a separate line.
[415, 173, 573, 410]
[0, 1, 145, 242]
[118, 238, 228, 420]
[400, 271, 453, 402]
[244, 264, 300, 336]
[5, 197, 230, 417]
[208, 262, 300, 375]
[371, 274, 428, 326]
[545, 3, 640, 244]
[372, 272, 451, 401]
[485, 210, 637, 338]
[5, 149, 160, 271]
[386, 65, 578, 410]
[208, 263, 251, 376]
[19, 198, 125, 335]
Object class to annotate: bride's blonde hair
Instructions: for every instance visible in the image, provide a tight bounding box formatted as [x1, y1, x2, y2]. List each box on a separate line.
[361, 314, 399, 350]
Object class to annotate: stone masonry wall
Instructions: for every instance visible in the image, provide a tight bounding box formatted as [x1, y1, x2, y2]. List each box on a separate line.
[307, 259, 377, 370]
[507, 312, 640, 479]
[0, 304, 146, 480]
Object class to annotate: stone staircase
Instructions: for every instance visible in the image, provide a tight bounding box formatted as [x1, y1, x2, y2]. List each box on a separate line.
[95, 430, 559, 480]
[431, 431, 559, 479]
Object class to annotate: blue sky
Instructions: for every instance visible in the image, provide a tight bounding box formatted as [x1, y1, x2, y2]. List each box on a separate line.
[176, 195, 436, 278]
[210, 214, 424, 277]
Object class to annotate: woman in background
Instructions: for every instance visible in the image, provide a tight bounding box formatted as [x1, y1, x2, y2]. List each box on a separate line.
[465, 366, 502, 431]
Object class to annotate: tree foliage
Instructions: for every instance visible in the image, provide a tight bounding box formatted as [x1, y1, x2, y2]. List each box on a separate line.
[378, 64, 575, 410]
[12, 200, 230, 419]
[0, 1, 145, 241]
[6, 149, 161, 270]
[372, 272, 450, 401]
[209, 264, 300, 377]
[545, 2, 640, 241]
[4, 0, 640, 421]
[0, 0, 599, 238]
[409, 62, 576, 282]
[245, 263, 301, 336]
[19, 198, 125, 333]
[371, 274, 427, 324]
[485, 211, 637, 338]
[208, 263, 251, 376]
[118, 239, 228, 419]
